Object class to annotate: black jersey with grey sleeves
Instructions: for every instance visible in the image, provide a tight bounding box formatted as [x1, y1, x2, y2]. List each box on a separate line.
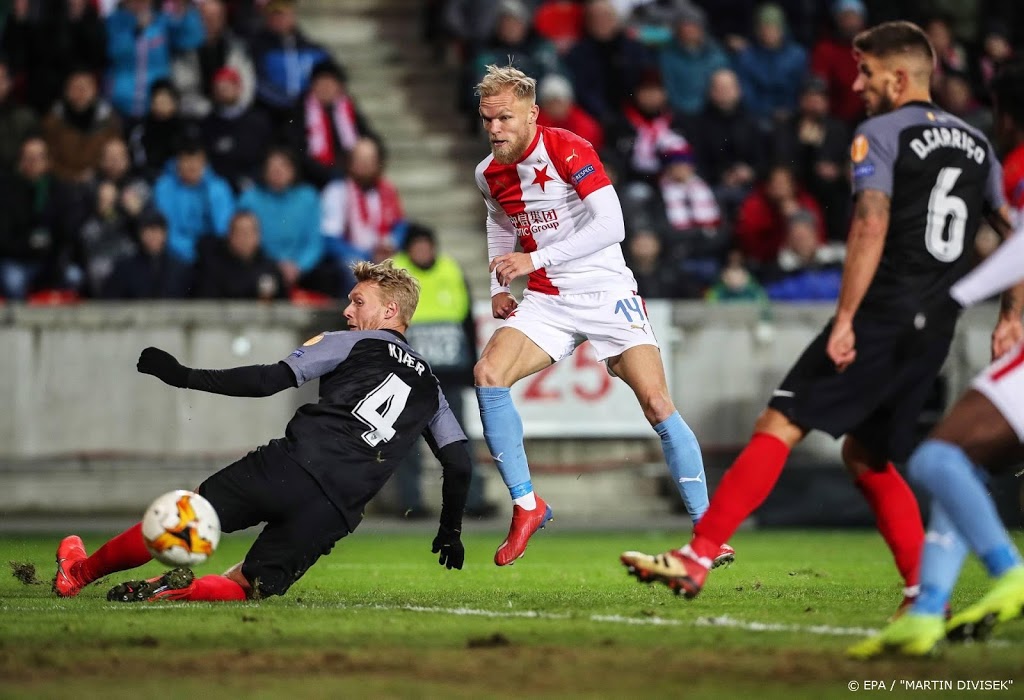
[279, 329, 467, 526]
[850, 102, 1004, 333]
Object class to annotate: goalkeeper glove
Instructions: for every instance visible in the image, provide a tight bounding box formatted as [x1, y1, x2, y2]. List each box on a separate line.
[137, 347, 189, 388]
[431, 525, 464, 570]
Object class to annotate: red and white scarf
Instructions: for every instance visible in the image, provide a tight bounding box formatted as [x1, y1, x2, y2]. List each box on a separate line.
[344, 178, 405, 252]
[305, 93, 360, 167]
[622, 105, 681, 175]
[660, 175, 720, 230]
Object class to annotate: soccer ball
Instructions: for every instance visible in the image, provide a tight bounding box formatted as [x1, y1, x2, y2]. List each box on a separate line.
[141, 490, 221, 566]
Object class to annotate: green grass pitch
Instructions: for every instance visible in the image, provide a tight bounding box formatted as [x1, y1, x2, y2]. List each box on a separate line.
[1, 529, 1021, 699]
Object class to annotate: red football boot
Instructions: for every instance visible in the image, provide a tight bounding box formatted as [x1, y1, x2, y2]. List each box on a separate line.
[714, 542, 736, 569]
[53, 535, 88, 598]
[494, 496, 554, 566]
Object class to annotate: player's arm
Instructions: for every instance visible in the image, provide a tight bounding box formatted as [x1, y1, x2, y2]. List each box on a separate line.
[481, 183, 519, 318]
[423, 387, 471, 570]
[136, 347, 297, 396]
[827, 189, 891, 370]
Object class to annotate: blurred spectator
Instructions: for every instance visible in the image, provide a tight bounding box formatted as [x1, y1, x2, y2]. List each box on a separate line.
[565, 0, 652, 125]
[939, 71, 992, 137]
[172, 0, 255, 119]
[193, 210, 284, 299]
[975, 23, 1014, 97]
[762, 210, 844, 301]
[658, 3, 727, 117]
[624, 229, 702, 299]
[686, 68, 765, 220]
[105, 0, 205, 118]
[704, 250, 768, 303]
[0, 58, 37, 173]
[657, 143, 720, 230]
[734, 163, 824, 266]
[809, 0, 866, 126]
[77, 179, 142, 297]
[127, 79, 194, 181]
[1, 0, 107, 114]
[200, 66, 273, 192]
[79, 136, 154, 287]
[250, 0, 330, 120]
[464, 0, 562, 127]
[924, 0, 981, 46]
[535, 74, 604, 151]
[771, 76, 850, 241]
[442, 0, 540, 60]
[532, 0, 585, 53]
[101, 210, 192, 299]
[42, 68, 122, 183]
[0, 137, 79, 299]
[238, 147, 335, 295]
[606, 68, 685, 184]
[732, 3, 807, 127]
[153, 139, 235, 263]
[925, 14, 968, 90]
[321, 137, 406, 268]
[392, 223, 494, 517]
[289, 59, 376, 189]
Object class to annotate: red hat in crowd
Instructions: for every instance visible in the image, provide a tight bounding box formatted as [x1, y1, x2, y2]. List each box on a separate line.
[213, 66, 242, 85]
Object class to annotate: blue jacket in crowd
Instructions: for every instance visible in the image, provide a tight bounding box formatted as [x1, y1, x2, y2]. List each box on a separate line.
[732, 39, 807, 123]
[238, 185, 324, 272]
[154, 161, 236, 263]
[659, 37, 729, 116]
[765, 268, 842, 302]
[250, 30, 331, 110]
[106, 6, 205, 117]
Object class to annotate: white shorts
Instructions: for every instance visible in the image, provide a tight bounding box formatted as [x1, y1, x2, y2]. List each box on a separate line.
[503, 289, 659, 363]
[971, 340, 1024, 440]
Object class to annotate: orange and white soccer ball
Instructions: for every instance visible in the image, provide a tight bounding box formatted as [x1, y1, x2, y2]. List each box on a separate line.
[141, 490, 221, 566]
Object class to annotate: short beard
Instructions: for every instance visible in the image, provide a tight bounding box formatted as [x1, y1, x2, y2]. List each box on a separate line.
[870, 92, 895, 116]
[492, 133, 529, 165]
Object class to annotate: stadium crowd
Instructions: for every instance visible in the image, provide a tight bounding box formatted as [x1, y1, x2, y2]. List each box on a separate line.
[432, 0, 1021, 301]
[0, 0, 405, 303]
[0, 0, 1019, 304]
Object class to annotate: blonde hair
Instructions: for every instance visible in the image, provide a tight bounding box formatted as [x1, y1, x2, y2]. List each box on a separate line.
[475, 64, 536, 102]
[351, 259, 421, 326]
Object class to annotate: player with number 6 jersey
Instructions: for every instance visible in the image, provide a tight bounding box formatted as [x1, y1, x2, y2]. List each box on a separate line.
[622, 21, 1010, 610]
[53, 260, 473, 604]
[471, 64, 731, 569]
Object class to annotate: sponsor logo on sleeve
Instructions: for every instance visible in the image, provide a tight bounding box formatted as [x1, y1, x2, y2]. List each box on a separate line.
[572, 164, 595, 184]
[853, 162, 875, 179]
[303, 333, 325, 347]
[850, 134, 869, 163]
[289, 349, 305, 358]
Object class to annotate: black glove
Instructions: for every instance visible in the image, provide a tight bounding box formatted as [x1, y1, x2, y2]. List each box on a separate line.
[137, 347, 189, 388]
[431, 525, 464, 570]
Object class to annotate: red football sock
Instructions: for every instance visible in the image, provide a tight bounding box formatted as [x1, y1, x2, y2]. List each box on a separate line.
[691, 432, 791, 562]
[180, 575, 248, 602]
[855, 463, 924, 588]
[75, 522, 151, 584]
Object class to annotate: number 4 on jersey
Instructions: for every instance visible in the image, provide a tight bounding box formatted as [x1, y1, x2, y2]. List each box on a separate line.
[352, 373, 412, 447]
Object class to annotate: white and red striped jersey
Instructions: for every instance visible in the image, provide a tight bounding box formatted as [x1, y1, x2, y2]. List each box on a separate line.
[475, 126, 636, 296]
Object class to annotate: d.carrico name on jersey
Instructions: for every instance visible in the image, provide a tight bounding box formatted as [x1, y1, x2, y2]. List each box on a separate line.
[475, 126, 636, 297]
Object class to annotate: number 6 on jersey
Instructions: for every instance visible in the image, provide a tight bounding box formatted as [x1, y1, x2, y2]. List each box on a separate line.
[353, 373, 412, 446]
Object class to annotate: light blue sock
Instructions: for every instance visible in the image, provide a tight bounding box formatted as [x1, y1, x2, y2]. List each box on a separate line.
[655, 411, 709, 522]
[476, 387, 532, 499]
[908, 440, 1022, 579]
[913, 501, 969, 615]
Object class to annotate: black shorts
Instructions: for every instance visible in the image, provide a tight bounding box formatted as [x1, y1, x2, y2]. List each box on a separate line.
[197, 441, 351, 598]
[768, 319, 953, 462]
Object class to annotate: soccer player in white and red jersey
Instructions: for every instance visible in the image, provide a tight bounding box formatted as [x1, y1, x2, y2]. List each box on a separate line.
[471, 64, 734, 568]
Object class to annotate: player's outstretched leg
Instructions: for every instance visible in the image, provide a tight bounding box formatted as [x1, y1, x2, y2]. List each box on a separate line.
[477, 386, 554, 565]
[53, 535, 89, 597]
[53, 523, 153, 597]
[847, 612, 946, 659]
[108, 569, 248, 603]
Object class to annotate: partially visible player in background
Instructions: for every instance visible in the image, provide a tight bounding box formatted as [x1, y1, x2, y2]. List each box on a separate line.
[849, 60, 1024, 659]
[472, 64, 732, 567]
[621, 22, 1009, 612]
[54, 260, 472, 603]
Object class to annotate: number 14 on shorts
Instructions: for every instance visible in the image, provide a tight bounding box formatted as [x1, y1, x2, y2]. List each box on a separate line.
[614, 296, 646, 323]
